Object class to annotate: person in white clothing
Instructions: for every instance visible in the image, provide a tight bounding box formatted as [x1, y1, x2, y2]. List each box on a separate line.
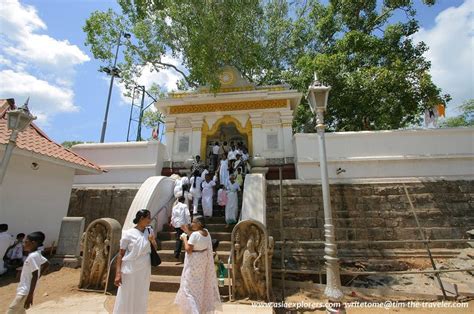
[212, 141, 220, 171]
[0, 224, 14, 275]
[174, 216, 221, 313]
[171, 196, 191, 259]
[225, 175, 241, 227]
[201, 173, 217, 217]
[189, 170, 203, 215]
[218, 152, 230, 187]
[7, 231, 49, 314]
[200, 166, 209, 180]
[5, 233, 26, 268]
[113, 210, 156, 314]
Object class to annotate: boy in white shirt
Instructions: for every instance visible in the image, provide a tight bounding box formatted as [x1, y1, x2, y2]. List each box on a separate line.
[171, 196, 191, 260]
[8, 231, 49, 314]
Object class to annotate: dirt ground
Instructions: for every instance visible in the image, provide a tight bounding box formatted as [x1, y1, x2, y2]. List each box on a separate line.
[0, 266, 472, 313]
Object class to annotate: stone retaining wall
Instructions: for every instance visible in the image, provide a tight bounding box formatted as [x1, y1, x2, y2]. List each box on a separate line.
[266, 180, 473, 269]
[67, 188, 138, 228]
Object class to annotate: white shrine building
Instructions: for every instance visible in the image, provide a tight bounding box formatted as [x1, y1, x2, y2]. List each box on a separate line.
[156, 66, 302, 178]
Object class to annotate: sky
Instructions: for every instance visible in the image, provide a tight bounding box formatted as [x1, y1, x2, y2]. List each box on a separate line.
[0, 0, 472, 144]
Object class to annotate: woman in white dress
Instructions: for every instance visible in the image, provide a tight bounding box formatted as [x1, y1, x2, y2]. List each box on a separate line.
[189, 170, 203, 215]
[225, 175, 241, 226]
[175, 216, 221, 314]
[201, 173, 217, 217]
[113, 209, 156, 314]
[218, 152, 229, 187]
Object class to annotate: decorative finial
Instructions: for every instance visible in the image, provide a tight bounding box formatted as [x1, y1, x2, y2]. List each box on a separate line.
[21, 97, 32, 113]
[313, 72, 322, 86]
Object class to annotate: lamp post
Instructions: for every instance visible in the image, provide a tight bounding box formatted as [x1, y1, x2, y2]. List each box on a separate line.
[0, 98, 37, 185]
[99, 31, 131, 143]
[307, 74, 345, 313]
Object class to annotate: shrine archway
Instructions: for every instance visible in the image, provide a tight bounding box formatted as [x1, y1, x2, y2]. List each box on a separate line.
[200, 115, 252, 162]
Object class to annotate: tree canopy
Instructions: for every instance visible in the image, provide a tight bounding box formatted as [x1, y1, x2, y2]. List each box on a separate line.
[84, 0, 450, 132]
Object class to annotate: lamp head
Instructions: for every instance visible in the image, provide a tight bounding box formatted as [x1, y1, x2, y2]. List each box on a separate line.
[307, 73, 331, 114]
[7, 98, 37, 132]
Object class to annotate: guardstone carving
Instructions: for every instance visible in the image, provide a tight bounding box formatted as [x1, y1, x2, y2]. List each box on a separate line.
[79, 218, 121, 291]
[231, 219, 274, 301]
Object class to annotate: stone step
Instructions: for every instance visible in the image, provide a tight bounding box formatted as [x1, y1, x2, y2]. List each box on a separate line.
[159, 240, 232, 251]
[157, 231, 231, 241]
[163, 223, 231, 233]
[151, 261, 234, 276]
[157, 249, 231, 262]
[149, 275, 230, 294]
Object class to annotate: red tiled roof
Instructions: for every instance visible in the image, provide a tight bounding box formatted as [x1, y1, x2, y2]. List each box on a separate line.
[0, 99, 103, 173]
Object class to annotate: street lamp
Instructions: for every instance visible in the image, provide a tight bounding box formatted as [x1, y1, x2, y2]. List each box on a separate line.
[307, 74, 345, 313]
[99, 31, 131, 143]
[0, 98, 37, 185]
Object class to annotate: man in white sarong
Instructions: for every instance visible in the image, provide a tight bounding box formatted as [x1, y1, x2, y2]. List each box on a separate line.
[225, 175, 241, 226]
[201, 174, 217, 217]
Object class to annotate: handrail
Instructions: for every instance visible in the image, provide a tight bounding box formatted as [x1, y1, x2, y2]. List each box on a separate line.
[104, 252, 119, 294]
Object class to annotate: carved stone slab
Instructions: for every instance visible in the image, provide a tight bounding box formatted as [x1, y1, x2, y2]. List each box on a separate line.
[79, 218, 121, 291]
[50, 217, 85, 268]
[231, 219, 274, 301]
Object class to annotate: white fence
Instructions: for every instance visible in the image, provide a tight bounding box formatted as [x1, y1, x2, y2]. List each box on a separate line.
[294, 128, 474, 181]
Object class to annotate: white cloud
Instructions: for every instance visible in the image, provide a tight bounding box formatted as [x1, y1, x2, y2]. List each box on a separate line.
[0, 0, 89, 73]
[0, 70, 79, 124]
[0, 0, 89, 125]
[413, 0, 474, 115]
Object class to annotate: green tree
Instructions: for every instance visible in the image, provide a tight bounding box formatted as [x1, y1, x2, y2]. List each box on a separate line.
[61, 141, 85, 149]
[440, 99, 474, 127]
[142, 109, 164, 130]
[84, 0, 448, 132]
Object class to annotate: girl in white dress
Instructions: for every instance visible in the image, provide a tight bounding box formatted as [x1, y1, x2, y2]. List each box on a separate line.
[189, 170, 203, 215]
[201, 173, 217, 217]
[113, 210, 156, 314]
[225, 175, 241, 226]
[218, 152, 229, 187]
[175, 216, 221, 314]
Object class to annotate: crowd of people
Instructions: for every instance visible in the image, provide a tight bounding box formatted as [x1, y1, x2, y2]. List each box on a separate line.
[174, 140, 250, 227]
[1, 224, 49, 313]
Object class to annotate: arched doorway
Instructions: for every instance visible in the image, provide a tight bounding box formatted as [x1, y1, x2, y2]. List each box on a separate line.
[200, 115, 252, 162]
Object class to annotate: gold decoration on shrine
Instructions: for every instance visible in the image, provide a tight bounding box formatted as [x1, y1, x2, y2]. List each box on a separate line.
[169, 99, 288, 114]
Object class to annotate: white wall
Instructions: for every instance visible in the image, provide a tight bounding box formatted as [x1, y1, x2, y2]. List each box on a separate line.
[294, 128, 474, 180]
[72, 141, 165, 185]
[0, 153, 75, 248]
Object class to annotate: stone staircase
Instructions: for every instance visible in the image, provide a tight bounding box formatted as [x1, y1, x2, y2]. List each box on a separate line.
[152, 215, 233, 296]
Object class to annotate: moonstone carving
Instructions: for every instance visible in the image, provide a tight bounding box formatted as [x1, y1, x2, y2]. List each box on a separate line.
[79, 218, 121, 291]
[232, 220, 273, 301]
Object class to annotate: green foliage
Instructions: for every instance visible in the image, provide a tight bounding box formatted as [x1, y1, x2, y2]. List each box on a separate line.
[61, 141, 85, 149]
[84, 0, 448, 132]
[440, 99, 474, 128]
[142, 109, 164, 130]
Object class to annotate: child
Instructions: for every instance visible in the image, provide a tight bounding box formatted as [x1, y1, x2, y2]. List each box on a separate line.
[235, 167, 244, 188]
[5, 233, 26, 268]
[8, 231, 49, 313]
[217, 184, 227, 217]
